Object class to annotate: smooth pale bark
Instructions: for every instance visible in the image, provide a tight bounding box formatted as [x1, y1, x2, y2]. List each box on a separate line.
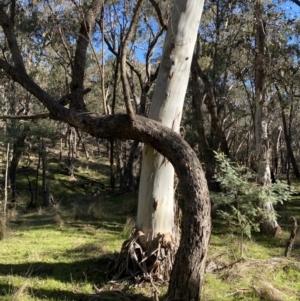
[137, 0, 205, 248]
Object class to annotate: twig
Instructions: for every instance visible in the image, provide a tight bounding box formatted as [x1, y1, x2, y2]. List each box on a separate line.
[70, 203, 83, 213]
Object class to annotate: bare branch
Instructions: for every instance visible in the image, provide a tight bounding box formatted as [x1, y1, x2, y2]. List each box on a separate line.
[149, 0, 168, 30]
[145, 27, 164, 81]
[290, 0, 300, 7]
[58, 27, 73, 69]
[71, 0, 103, 111]
[0, 58, 65, 116]
[120, 0, 145, 118]
[0, 7, 25, 72]
[58, 88, 91, 106]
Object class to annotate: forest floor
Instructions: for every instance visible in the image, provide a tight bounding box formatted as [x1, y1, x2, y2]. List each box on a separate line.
[0, 149, 299, 300]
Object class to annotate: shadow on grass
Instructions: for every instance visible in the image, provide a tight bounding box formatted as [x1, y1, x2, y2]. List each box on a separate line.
[0, 257, 107, 284]
[0, 254, 155, 300]
[0, 283, 152, 300]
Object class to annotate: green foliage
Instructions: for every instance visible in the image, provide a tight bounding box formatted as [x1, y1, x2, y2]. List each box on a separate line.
[211, 152, 293, 239]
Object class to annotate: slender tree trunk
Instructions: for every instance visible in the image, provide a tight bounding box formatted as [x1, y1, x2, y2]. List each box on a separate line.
[194, 56, 231, 158]
[191, 53, 218, 192]
[3, 143, 9, 217]
[272, 126, 282, 176]
[109, 139, 115, 190]
[67, 127, 75, 178]
[121, 140, 141, 192]
[254, 0, 280, 235]
[9, 128, 28, 202]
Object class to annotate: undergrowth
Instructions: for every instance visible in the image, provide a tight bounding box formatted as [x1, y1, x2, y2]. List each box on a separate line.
[0, 149, 299, 300]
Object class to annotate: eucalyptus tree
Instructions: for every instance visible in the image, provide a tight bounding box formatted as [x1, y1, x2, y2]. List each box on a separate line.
[0, 0, 211, 299]
[137, 0, 205, 256]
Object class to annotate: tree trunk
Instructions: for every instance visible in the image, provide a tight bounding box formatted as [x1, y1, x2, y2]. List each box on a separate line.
[121, 140, 141, 192]
[276, 87, 300, 179]
[109, 139, 115, 190]
[194, 56, 231, 158]
[137, 0, 205, 253]
[254, 0, 280, 235]
[191, 52, 219, 192]
[41, 139, 48, 206]
[271, 126, 282, 176]
[67, 127, 75, 178]
[9, 127, 28, 201]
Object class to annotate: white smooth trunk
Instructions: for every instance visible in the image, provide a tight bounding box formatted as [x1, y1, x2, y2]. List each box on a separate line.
[137, 0, 205, 247]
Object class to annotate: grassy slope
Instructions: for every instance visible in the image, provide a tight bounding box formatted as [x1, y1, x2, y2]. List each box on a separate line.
[0, 150, 299, 300]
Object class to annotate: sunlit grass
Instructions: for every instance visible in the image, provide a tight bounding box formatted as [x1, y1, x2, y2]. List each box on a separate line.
[0, 148, 299, 300]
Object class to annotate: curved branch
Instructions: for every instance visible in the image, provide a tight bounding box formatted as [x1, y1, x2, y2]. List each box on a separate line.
[0, 7, 25, 72]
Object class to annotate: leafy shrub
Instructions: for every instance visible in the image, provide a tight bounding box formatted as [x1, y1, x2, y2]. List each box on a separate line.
[211, 152, 292, 239]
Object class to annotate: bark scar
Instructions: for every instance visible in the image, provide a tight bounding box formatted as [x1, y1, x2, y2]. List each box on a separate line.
[153, 199, 158, 211]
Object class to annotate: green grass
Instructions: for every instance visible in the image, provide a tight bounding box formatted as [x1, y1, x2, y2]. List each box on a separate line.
[0, 149, 300, 300]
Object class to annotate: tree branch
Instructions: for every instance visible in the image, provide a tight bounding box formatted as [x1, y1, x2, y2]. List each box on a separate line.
[0, 58, 66, 117]
[120, 0, 145, 118]
[149, 0, 168, 30]
[58, 88, 91, 106]
[10, 0, 16, 24]
[71, 0, 103, 110]
[290, 0, 300, 7]
[0, 7, 25, 72]
[0, 113, 50, 120]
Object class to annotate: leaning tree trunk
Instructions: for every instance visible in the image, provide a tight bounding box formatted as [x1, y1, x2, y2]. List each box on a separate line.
[137, 0, 205, 258]
[254, 0, 280, 235]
